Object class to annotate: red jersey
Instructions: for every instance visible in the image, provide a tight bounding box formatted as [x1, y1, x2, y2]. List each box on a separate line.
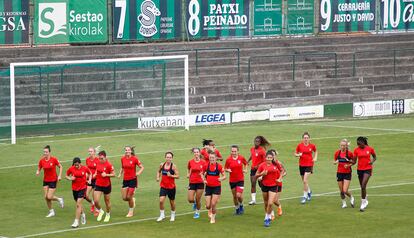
[160, 162, 176, 189]
[187, 159, 206, 184]
[353, 146, 376, 171]
[257, 162, 281, 187]
[334, 150, 353, 173]
[296, 143, 317, 167]
[250, 146, 266, 168]
[121, 155, 142, 181]
[225, 155, 247, 183]
[38, 157, 60, 182]
[201, 148, 222, 161]
[85, 156, 99, 176]
[66, 165, 91, 191]
[95, 160, 114, 187]
[205, 162, 224, 187]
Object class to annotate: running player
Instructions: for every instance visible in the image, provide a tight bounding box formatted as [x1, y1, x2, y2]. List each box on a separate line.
[247, 136, 270, 205]
[94, 150, 115, 222]
[269, 149, 286, 218]
[187, 148, 206, 219]
[224, 145, 247, 215]
[201, 139, 223, 161]
[353, 136, 377, 212]
[66, 157, 91, 228]
[294, 132, 318, 204]
[256, 151, 283, 227]
[203, 152, 226, 224]
[118, 146, 144, 218]
[156, 152, 179, 222]
[36, 145, 64, 217]
[333, 139, 355, 208]
[85, 147, 99, 215]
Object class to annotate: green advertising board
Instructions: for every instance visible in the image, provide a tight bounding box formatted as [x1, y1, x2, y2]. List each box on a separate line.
[319, 0, 376, 32]
[34, 0, 108, 44]
[113, 0, 182, 42]
[253, 0, 282, 36]
[287, 0, 314, 34]
[380, 0, 414, 31]
[0, 0, 29, 44]
[186, 0, 250, 39]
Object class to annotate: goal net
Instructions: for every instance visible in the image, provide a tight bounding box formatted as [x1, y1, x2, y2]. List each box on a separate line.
[3, 55, 189, 144]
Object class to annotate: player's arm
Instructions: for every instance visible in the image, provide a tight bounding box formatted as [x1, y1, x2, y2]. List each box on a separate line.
[255, 168, 266, 178]
[202, 171, 207, 184]
[87, 169, 92, 184]
[313, 150, 318, 162]
[65, 169, 74, 181]
[118, 167, 123, 178]
[136, 163, 144, 176]
[169, 165, 179, 179]
[279, 161, 287, 177]
[105, 166, 116, 177]
[224, 160, 231, 173]
[156, 164, 162, 182]
[36, 159, 42, 176]
[219, 169, 226, 181]
[370, 152, 377, 165]
[247, 155, 252, 165]
[57, 162, 63, 181]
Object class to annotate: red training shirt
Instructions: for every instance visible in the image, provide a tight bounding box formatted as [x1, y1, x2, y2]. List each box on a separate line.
[250, 146, 266, 169]
[257, 162, 281, 187]
[296, 143, 317, 167]
[205, 162, 224, 187]
[334, 150, 353, 173]
[95, 160, 114, 187]
[85, 156, 99, 176]
[66, 165, 91, 191]
[38, 157, 60, 182]
[353, 146, 376, 171]
[187, 159, 206, 184]
[201, 148, 222, 161]
[160, 163, 176, 189]
[225, 155, 247, 183]
[121, 155, 142, 181]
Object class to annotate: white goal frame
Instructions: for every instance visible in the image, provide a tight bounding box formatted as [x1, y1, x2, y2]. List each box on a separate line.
[9, 55, 190, 144]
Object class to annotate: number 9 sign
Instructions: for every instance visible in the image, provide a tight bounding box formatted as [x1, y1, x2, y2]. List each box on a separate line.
[320, 0, 331, 31]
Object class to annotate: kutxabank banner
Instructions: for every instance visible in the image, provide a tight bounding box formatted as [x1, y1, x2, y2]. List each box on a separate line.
[186, 0, 249, 39]
[319, 0, 375, 32]
[0, 0, 29, 44]
[34, 0, 108, 44]
[253, 0, 282, 36]
[113, 0, 182, 41]
[287, 0, 314, 34]
[380, 0, 414, 30]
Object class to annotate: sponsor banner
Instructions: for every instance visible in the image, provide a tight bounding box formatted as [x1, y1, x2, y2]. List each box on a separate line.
[404, 98, 414, 114]
[287, 0, 314, 34]
[186, 0, 249, 39]
[392, 99, 404, 114]
[269, 105, 324, 121]
[253, 0, 282, 36]
[319, 0, 375, 33]
[34, 0, 108, 44]
[380, 0, 414, 30]
[232, 110, 269, 123]
[138, 112, 230, 129]
[113, 0, 182, 42]
[353, 100, 392, 117]
[0, 0, 29, 44]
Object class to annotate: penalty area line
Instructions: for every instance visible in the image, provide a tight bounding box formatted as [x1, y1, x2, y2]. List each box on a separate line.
[15, 181, 414, 238]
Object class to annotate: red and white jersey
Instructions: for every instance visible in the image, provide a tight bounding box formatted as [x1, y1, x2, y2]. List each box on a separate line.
[38, 157, 60, 182]
[225, 155, 247, 183]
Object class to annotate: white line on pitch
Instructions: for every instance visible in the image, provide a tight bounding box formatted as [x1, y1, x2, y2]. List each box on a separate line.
[298, 123, 414, 133]
[0, 130, 411, 171]
[321, 193, 414, 197]
[14, 181, 414, 238]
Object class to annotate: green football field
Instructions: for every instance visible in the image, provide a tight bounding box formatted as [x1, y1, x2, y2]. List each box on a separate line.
[0, 116, 413, 238]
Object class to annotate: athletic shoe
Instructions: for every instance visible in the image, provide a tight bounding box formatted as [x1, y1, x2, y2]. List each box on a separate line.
[208, 210, 212, 218]
[156, 214, 165, 222]
[277, 207, 283, 216]
[248, 200, 256, 205]
[170, 214, 175, 222]
[192, 202, 197, 211]
[342, 203, 347, 209]
[58, 197, 64, 208]
[235, 207, 240, 215]
[365, 200, 369, 209]
[90, 204, 95, 213]
[71, 219, 79, 228]
[239, 205, 244, 214]
[307, 191, 312, 201]
[301, 197, 307, 204]
[264, 218, 271, 227]
[46, 210, 55, 218]
[210, 216, 216, 224]
[126, 210, 134, 218]
[103, 213, 111, 222]
[350, 197, 355, 208]
[81, 213, 86, 225]
[97, 210, 105, 221]
[193, 212, 200, 219]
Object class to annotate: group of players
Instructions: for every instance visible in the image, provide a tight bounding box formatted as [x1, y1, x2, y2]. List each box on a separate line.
[36, 133, 377, 228]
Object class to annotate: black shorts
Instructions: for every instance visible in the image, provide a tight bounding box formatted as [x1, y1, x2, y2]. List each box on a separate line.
[299, 166, 313, 176]
[88, 179, 96, 188]
[73, 189, 86, 201]
[95, 185, 112, 195]
[250, 169, 257, 177]
[160, 187, 176, 200]
[357, 169, 372, 179]
[229, 181, 244, 189]
[261, 185, 279, 193]
[188, 183, 204, 191]
[205, 186, 221, 196]
[43, 181, 57, 189]
[337, 173, 352, 181]
[122, 178, 137, 188]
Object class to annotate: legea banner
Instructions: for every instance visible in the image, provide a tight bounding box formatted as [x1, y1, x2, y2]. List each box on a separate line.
[34, 0, 108, 44]
[0, 0, 29, 44]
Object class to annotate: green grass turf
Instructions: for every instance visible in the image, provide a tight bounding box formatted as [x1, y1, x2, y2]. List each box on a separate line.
[0, 115, 413, 238]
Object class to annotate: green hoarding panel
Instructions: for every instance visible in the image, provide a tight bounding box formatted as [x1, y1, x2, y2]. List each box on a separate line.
[319, 0, 376, 33]
[0, 0, 29, 44]
[253, 0, 282, 36]
[324, 103, 353, 118]
[34, 0, 108, 44]
[287, 0, 314, 34]
[380, 0, 414, 31]
[186, 0, 250, 39]
[113, 0, 182, 42]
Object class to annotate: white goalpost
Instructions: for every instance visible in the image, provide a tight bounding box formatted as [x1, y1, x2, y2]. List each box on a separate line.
[9, 55, 190, 144]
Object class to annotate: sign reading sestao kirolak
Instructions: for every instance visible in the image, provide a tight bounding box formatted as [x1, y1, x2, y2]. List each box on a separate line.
[0, 0, 29, 44]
